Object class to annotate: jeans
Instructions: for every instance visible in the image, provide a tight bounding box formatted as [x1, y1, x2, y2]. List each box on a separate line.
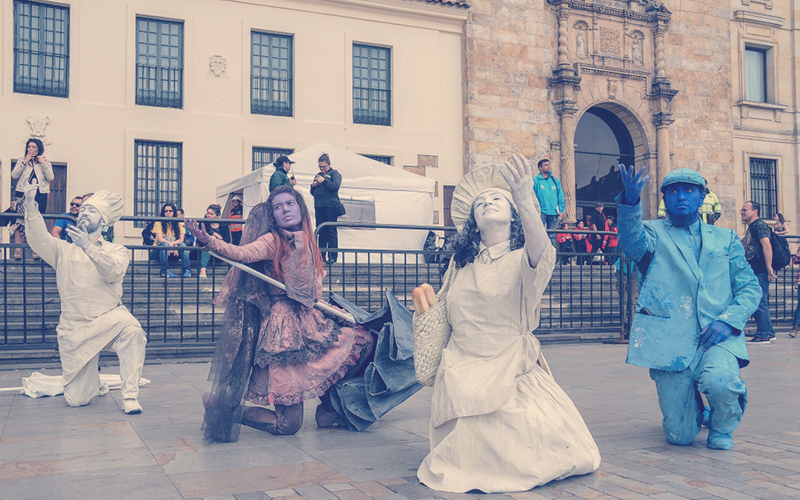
[315, 206, 339, 262]
[794, 288, 800, 328]
[540, 214, 558, 246]
[157, 241, 189, 273]
[649, 345, 747, 445]
[752, 273, 774, 339]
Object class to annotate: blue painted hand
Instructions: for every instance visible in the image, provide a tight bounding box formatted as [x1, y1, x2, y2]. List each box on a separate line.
[617, 164, 649, 206]
[700, 320, 733, 350]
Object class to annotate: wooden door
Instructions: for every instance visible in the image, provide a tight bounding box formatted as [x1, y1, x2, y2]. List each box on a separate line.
[443, 185, 456, 237]
[48, 163, 67, 214]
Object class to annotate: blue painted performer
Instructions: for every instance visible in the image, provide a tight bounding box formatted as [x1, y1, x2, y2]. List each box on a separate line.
[616, 165, 761, 450]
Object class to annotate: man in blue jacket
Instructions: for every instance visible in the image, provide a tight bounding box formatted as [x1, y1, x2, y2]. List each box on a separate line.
[532, 159, 564, 245]
[616, 165, 761, 450]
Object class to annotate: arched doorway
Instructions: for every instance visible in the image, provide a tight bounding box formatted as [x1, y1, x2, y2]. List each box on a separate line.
[574, 106, 636, 225]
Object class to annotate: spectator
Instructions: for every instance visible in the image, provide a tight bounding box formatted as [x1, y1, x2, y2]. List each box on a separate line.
[269, 155, 296, 192]
[773, 213, 788, 235]
[310, 153, 343, 264]
[606, 219, 619, 266]
[790, 247, 800, 338]
[589, 202, 609, 264]
[196, 203, 230, 278]
[574, 220, 589, 264]
[11, 138, 54, 259]
[532, 158, 564, 246]
[229, 194, 244, 246]
[153, 202, 190, 278]
[556, 222, 574, 265]
[176, 208, 195, 247]
[741, 200, 775, 343]
[51, 196, 83, 242]
[699, 182, 722, 225]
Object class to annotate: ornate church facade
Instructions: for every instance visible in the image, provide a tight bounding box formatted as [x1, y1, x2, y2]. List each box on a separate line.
[462, 0, 796, 229]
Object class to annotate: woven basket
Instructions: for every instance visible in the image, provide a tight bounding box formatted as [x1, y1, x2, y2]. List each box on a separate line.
[413, 300, 451, 386]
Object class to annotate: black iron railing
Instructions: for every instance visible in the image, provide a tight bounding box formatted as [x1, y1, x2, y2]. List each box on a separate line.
[136, 64, 183, 108]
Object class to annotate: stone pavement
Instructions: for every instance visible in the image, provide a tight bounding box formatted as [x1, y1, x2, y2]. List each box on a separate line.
[0, 340, 799, 500]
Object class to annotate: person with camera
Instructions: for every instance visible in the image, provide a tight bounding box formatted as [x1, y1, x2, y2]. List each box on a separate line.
[269, 155, 296, 192]
[11, 138, 54, 259]
[310, 153, 343, 264]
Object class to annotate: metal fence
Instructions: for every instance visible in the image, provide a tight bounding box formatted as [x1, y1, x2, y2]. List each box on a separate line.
[1, 214, 798, 349]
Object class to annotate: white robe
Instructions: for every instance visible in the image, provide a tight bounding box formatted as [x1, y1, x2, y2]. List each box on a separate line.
[417, 242, 601, 493]
[24, 209, 143, 386]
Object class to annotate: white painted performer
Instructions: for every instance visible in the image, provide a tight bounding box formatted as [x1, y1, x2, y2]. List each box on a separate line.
[22, 183, 146, 414]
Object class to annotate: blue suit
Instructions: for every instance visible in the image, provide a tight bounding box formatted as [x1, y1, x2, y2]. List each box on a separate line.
[616, 195, 761, 447]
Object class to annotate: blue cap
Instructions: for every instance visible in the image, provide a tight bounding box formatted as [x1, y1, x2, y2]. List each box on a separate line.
[660, 168, 706, 193]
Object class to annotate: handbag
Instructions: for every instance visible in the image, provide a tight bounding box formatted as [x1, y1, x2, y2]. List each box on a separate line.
[333, 199, 346, 217]
[412, 257, 458, 386]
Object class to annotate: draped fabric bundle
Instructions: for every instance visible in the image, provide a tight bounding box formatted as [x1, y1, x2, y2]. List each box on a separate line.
[328, 291, 423, 431]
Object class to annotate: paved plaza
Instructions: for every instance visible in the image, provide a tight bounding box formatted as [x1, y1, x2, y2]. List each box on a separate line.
[0, 339, 799, 500]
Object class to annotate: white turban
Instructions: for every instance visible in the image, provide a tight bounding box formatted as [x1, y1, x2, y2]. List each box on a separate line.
[84, 190, 124, 227]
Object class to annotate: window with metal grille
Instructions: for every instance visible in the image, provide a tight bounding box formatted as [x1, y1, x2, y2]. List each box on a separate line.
[361, 154, 392, 165]
[749, 157, 778, 220]
[253, 147, 294, 171]
[745, 47, 768, 103]
[136, 17, 183, 108]
[251, 32, 293, 116]
[13, 0, 69, 98]
[353, 44, 391, 126]
[134, 140, 182, 227]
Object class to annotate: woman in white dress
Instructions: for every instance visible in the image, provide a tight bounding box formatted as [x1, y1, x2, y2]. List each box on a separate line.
[413, 155, 600, 493]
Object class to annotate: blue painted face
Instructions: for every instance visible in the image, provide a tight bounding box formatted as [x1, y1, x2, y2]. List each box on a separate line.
[663, 182, 703, 226]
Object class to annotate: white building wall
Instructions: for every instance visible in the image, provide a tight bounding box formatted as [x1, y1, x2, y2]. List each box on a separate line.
[0, 0, 467, 244]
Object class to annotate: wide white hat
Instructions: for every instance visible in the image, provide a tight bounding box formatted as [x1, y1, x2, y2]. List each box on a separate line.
[450, 164, 540, 230]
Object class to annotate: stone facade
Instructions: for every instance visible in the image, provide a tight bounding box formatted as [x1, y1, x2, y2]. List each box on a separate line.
[463, 0, 799, 231]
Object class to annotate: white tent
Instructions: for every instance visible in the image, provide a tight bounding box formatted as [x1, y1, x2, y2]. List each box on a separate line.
[216, 141, 436, 253]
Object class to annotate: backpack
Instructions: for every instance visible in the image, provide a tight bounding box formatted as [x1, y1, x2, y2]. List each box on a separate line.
[770, 228, 791, 272]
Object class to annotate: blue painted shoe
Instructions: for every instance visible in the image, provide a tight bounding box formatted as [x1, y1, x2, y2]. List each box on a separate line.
[161, 270, 178, 278]
[183, 269, 191, 278]
[707, 430, 733, 450]
[702, 407, 710, 428]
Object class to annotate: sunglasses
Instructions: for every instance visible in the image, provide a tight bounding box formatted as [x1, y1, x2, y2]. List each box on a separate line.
[70, 202, 82, 207]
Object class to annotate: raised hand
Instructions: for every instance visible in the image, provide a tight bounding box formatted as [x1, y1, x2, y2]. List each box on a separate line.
[65, 224, 92, 250]
[22, 181, 39, 210]
[184, 219, 213, 246]
[501, 154, 534, 206]
[618, 164, 649, 206]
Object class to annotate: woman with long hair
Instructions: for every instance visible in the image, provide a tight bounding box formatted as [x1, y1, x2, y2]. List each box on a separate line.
[10, 138, 54, 259]
[412, 158, 599, 493]
[186, 186, 374, 440]
[774, 213, 788, 236]
[197, 203, 230, 278]
[153, 202, 190, 278]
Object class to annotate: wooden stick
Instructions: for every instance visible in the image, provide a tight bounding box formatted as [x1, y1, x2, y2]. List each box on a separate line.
[208, 251, 356, 325]
[0, 387, 22, 394]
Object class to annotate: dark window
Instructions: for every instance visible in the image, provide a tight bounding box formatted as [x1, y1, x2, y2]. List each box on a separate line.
[134, 140, 182, 227]
[361, 154, 392, 165]
[136, 17, 183, 108]
[749, 157, 778, 220]
[353, 44, 391, 126]
[253, 147, 294, 171]
[13, 0, 69, 97]
[251, 32, 292, 116]
[745, 47, 767, 103]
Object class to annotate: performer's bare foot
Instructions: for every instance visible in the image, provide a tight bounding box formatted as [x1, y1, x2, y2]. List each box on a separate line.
[242, 406, 278, 433]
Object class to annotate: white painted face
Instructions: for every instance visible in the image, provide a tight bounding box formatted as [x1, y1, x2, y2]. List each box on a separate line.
[271, 192, 302, 231]
[78, 204, 105, 234]
[472, 189, 512, 232]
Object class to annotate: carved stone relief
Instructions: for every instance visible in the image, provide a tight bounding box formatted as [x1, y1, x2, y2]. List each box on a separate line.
[607, 79, 619, 99]
[208, 55, 228, 77]
[599, 27, 621, 55]
[574, 21, 589, 59]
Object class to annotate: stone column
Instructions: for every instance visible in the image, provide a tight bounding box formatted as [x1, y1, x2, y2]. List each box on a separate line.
[558, 104, 579, 224]
[653, 23, 667, 81]
[653, 112, 674, 204]
[556, 8, 571, 69]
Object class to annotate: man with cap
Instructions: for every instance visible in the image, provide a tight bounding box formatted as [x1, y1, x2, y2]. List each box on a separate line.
[269, 155, 296, 192]
[615, 165, 760, 450]
[589, 202, 609, 263]
[21, 182, 147, 414]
